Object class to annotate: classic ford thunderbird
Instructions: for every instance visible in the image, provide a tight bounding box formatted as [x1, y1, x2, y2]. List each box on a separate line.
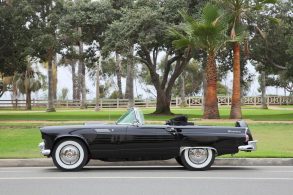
[39, 108, 257, 171]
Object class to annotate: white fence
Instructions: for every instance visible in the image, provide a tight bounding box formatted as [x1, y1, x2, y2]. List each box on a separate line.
[177, 96, 293, 106]
[1, 96, 292, 109]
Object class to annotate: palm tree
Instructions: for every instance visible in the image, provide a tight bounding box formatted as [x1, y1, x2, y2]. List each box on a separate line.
[218, 0, 276, 118]
[220, 0, 245, 119]
[14, 66, 44, 110]
[171, 3, 228, 119]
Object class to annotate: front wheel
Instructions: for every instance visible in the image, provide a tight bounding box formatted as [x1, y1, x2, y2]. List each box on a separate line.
[181, 148, 215, 171]
[52, 139, 88, 171]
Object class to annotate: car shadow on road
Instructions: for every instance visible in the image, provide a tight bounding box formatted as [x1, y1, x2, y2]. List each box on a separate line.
[44, 166, 257, 172]
[210, 166, 258, 171]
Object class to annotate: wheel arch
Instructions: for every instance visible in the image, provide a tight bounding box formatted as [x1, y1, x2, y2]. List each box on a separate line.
[180, 146, 218, 156]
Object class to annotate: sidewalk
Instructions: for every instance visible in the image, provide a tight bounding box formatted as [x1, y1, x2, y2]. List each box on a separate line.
[0, 158, 292, 167]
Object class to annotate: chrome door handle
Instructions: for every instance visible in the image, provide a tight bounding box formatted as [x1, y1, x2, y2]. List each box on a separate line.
[167, 127, 177, 135]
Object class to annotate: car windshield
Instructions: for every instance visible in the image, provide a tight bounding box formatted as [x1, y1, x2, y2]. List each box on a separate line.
[116, 108, 144, 125]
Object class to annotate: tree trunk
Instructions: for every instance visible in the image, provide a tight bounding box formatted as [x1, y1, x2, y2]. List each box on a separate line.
[179, 74, 186, 106]
[201, 53, 207, 112]
[125, 47, 134, 108]
[25, 69, 32, 110]
[12, 82, 18, 109]
[115, 52, 123, 99]
[78, 27, 86, 109]
[46, 52, 56, 112]
[202, 70, 207, 112]
[71, 63, 77, 100]
[52, 55, 57, 100]
[260, 70, 268, 109]
[95, 56, 101, 111]
[26, 90, 31, 110]
[80, 57, 86, 109]
[230, 42, 242, 119]
[137, 47, 191, 115]
[154, 89, 172, 114]
[203, 51, 219, 119]
[75, 64, 80, 101]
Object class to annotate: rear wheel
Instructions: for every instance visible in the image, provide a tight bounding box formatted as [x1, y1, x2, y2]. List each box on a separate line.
[181, 148, 215, 171]
[52, 139, 88, 171]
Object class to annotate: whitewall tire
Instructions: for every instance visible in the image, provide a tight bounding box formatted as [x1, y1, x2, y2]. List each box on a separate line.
[52, 139, 88, 171]
[181, 148, 215, 171]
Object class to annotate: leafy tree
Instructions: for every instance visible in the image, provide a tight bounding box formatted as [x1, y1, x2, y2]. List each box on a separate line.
[104, 0, 201, 114]
[0, 75, 14, 97]
[250, 1, 292, 103]
[174, 59, 202, 105]
[29, 0, 66, 112]
[59, 0, 114, 110]
[171, 3, 228, 118]
[0, 0, 33, 77]
[59, 52, 79, 100]
[110, 0, 133, 100]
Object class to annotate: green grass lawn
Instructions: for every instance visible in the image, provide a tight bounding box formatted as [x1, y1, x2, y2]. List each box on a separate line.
[0, 107, 292, 158]
[0, 127, 42, 158]
[0, 122, 292, 158]
[0, 107, 293, 121]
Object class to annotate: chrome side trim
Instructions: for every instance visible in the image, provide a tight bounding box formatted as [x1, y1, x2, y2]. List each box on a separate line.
[238, 140, 257, 151]
[180, 146, 218, 155]
[38, 142, 51, 156]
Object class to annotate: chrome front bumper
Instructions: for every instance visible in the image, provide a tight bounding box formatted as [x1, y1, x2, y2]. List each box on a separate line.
[238, 140, 257, 151]
[38, 142, 51, 156]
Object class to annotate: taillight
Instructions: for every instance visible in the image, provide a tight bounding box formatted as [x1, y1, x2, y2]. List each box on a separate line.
[245, 128, 249, 142]
[245, 134, 249, 142]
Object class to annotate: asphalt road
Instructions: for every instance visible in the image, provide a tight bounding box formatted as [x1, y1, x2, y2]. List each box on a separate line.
[0, 166, 293, 195]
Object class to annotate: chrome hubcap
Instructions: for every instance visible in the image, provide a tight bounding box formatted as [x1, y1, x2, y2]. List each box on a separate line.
[188, 148, 208, 164]
[60, 145, 80, 165]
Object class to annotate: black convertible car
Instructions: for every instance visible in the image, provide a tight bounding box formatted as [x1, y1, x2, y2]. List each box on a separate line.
[39, 108, 257, 171]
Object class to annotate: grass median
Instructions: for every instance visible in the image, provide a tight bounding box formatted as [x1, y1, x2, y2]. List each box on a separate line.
[0, 107, 293, 121]
[0, 121, 292, 158]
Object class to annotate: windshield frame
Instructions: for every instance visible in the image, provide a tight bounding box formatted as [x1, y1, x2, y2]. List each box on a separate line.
[116, 108, 144, 125]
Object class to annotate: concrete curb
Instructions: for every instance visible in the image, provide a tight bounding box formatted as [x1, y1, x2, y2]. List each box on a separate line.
[0, 158, 292, 167]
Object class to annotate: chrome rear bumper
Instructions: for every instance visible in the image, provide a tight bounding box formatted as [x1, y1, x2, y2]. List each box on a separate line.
[238, 140, 257, 151]
[38, 142, 51, 156]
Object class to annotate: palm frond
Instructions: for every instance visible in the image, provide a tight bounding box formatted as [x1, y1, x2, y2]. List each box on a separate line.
[202, 3, 221, 24]
[172, 39, 191, 49]
[171, 3, 229, 53]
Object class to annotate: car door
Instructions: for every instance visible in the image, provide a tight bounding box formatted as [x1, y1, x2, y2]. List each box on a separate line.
[86, 125, 128, 158]
[123, 125, 179, 160]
